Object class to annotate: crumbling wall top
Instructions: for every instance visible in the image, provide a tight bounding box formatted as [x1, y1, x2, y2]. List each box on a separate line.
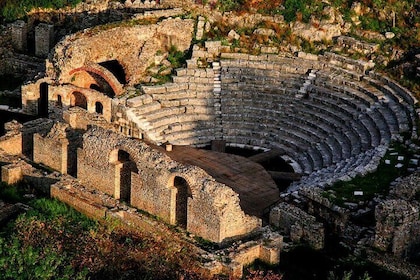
[49, 17, 194, 86]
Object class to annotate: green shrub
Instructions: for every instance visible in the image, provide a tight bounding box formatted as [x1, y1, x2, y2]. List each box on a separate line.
[0, 236, 88, 280]
[1, 0, 82, 21]
[217, 0, 244, 12]
[282, 0, 308, 22]
[167, 45, 188, 69]
[0, 183, 22, 203]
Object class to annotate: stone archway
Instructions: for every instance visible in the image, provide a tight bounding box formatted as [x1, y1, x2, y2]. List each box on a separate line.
[110, 149, 138, 203]
[172, 176, 192, 229]
[99, 60, 126, 84]
[69, 63, 124, 97]
[70, 91, 87, 110]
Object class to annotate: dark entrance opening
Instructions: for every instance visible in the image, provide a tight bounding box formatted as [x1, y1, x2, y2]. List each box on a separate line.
[118, 150, 138, 203]
[95, 102, 103, 114]
[174, 176, 191, 229]
[99, 60, 126, 84]
[90, 84, 101, 91]
[71, 91, 87, 110]
[38, 82, 49, 117]
[56, 95, 62, 107]
[89, 72, 115, 98]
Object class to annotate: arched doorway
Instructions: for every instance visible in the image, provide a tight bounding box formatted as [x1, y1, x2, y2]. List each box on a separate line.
[174, 176, 192, 229]
[56, 95, 62, 107]
[111, 150, 138, 203]
[95, 102, 103, 114]
[70, 91, 87, 110]
[38, 82, 49, 117]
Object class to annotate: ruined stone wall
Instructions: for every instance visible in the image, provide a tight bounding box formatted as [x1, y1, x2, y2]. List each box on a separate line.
[11, 20, 28, 52]
[33, 133, 67, 173]
[33, 122, 75, 174]
[21, 78, 52, 115]
[76, 126, 260, 242]
[50, 84, 113, 121]
[63, 106, 115, 131]
[374, 199, 420, 258]
[299, 187, 350, 236]
[21, 118, 55, 158]
[35, 23, 54, 58]
[0, 121, 23, 156]
[49, 18, 194, 86]
[335, 36, 379, 55]
[270, 202, 324, 249]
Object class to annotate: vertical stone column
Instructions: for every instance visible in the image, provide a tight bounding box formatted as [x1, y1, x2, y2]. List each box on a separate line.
[11, 20, 27, 52]
[35, 23, 54, 58]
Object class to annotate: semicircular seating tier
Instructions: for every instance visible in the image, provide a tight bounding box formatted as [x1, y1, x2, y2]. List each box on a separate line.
[124, 52, 417, 191]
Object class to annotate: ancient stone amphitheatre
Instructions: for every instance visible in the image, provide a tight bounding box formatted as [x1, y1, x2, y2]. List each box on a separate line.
[0, 0, 419, 279]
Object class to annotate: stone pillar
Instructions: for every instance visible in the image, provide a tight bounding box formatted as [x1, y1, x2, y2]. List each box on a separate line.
[11, 20, 27, 52]
[35, 23, 54, 58]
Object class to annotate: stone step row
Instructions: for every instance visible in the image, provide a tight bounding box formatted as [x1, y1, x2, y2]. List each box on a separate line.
[289, 145, 387, 191]
[219, 94, 374, 169]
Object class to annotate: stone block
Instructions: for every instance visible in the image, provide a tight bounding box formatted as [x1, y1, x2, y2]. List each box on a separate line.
[260, 245, 281, 264]
[11, 20, 27, 52]
[35, 23, 54, 58]
[1, 165, 22, 185]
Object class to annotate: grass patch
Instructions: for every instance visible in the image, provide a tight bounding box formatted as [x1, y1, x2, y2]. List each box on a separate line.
[0, 196, 199, 279]
[325, 142, 414, 206]
[0, 182, 34, 204]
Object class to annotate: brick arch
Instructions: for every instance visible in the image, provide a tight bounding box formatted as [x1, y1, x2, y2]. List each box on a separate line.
[69, 62, 124, 96]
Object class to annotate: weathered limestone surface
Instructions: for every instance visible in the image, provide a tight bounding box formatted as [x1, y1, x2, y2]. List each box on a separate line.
[270, 202, 324, 249]
[34, 122, 69, 174]
[389, 172, 420, 200]
[76, 126, 260, 243]
[49, 18, 194, 85]
[1, 164, 23, 185]
[33, 122, 83, 175]
[21, 118, 55, 158]
[35, 23, 54, 58]
[0, 121, 23, 155]
[11, 20, 27, 52]
[374, 197, 420, 262]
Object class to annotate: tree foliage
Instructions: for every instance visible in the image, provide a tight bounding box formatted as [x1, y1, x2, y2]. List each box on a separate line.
[1, 0, 82, 21]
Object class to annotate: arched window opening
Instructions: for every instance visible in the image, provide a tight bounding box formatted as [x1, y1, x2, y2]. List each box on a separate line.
[70, 91, 87, 110]
[90, 84, 101, 91]
[56, 95, 62, 107]
[174, 176, 192, 229]
[95, 102, 103, 114]
[38, 82, 49, 117]
[99, 60, 127, 84]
